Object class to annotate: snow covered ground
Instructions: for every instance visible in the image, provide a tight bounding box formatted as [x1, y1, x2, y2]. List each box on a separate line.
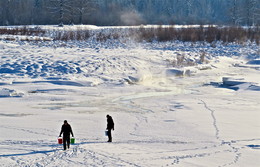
[0, 26, 260, 166]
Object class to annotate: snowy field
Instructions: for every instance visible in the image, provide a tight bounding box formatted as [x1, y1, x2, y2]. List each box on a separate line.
[0, 26, 260, 166]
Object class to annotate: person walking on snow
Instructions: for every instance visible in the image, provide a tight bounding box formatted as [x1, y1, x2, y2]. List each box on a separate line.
[106, 115, 114, 142]
[59, 120, 74, 150]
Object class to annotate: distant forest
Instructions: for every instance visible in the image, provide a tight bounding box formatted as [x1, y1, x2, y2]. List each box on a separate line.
[0, 0, 259, 26]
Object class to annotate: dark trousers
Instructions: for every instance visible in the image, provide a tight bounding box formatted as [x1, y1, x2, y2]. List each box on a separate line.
[63, 136, 70, 150]
[107, 129, 112, 142]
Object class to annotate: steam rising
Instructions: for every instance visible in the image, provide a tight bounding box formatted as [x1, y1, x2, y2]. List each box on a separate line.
[120, 10, 144, 26]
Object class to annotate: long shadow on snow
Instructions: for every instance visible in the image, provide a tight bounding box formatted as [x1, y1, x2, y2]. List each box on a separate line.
[14, 81, 85, 87]
[247, 145, 260, 149]
[204, 82, 260, 91]
[0, 141, 62, 157]
[0, 141, 109, 157]
[0, 150, 56, 157]
[0, 81, 85, 87]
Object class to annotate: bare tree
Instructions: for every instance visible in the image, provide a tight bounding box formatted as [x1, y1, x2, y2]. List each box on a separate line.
[1, 0, 11, 25]
[185, 0, 192, 17]
[48, 0, 72, 26]
[245, 0, 259, 25]
[229, 0, 243, 25]
[31, 0, 42, 24]
[76, 0, 96, 24]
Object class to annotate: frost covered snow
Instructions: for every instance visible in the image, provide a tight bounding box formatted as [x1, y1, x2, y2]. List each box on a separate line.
[0, 26, 260, 167]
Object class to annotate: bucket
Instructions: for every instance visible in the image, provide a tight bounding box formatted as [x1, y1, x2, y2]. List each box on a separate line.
[58, 137, 63, 144]
[70, 137, 75, 144]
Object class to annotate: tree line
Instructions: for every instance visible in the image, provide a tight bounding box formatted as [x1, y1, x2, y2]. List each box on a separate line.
[0, 0, 259, 26]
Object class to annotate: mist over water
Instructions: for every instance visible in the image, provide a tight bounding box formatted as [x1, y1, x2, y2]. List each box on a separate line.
[120, 10, 144, 26]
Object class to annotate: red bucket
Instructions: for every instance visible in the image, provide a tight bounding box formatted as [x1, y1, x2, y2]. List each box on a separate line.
[58, 138, 63, 144]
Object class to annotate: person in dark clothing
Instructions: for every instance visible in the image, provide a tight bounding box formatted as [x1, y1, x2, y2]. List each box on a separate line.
[106, 115, 114, 142]
[59, 120, 74, 150]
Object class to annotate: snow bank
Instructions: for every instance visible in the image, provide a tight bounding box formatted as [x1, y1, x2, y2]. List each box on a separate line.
[126, 72, 153, 84]
[0, 88, 24, 97]
[196, 64, 213, 70]
[165, 68, 193, 77]
[0, 35, 53, 41]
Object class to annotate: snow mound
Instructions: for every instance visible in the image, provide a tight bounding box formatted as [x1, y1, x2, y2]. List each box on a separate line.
[0, 35, 53, 41]
[126, 72, 153, 84]
[165, 68, 193, 77]
[0, 88, 24, 97]
[0, 43, 4, 49]
[196, 64, 212, 70]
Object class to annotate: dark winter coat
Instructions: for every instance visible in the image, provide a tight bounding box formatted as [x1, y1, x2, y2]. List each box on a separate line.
[107, 116, 114, 130]
[59, 123, 74, 137]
